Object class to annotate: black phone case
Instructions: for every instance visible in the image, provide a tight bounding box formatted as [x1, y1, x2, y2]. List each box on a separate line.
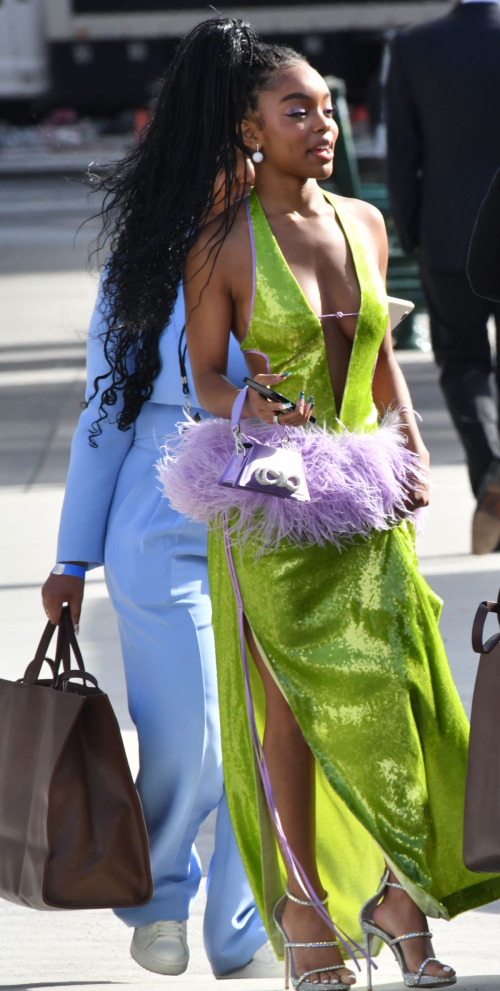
[243, 377, 288, 403]
[243, 378, 316, 423]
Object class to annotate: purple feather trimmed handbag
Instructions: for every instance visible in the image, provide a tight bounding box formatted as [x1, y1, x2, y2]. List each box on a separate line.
[218, 387, 310, 503]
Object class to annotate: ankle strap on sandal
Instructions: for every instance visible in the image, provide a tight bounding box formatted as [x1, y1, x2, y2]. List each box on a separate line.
[286, 886, 328, 907]
[380, 869, 404, 891]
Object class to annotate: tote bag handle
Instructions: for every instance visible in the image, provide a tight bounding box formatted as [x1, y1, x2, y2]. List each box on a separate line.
[23, 606, 85, 685]
[472, 591, 500, 655]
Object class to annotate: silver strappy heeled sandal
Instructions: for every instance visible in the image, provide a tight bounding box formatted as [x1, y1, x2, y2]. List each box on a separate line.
[359, 870, 456, 989]
[273, 887, 355, 990]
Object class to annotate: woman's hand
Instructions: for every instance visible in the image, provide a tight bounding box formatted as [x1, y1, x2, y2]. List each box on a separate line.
[405, 450, 431, 511]
[245, 373, 314, 426]
[42, 572, 84, 631]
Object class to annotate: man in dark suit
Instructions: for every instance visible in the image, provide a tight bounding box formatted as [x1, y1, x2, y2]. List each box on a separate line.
[386, 0, 500, 554]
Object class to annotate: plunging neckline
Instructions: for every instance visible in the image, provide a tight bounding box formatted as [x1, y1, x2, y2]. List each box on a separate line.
[250, 188, 366, 423]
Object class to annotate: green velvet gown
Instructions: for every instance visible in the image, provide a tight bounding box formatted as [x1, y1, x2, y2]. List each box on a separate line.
[208, 188, 500, 957]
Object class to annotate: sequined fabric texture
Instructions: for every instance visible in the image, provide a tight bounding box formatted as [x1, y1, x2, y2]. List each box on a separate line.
[208, 189, 500, 956]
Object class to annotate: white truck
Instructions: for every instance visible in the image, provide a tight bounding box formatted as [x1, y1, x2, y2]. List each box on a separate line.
[0, 0, 451, 110]
[0, 0, 48, 101]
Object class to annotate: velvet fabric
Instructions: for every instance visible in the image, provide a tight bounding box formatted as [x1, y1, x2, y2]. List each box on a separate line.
[192, 189, 500, 956]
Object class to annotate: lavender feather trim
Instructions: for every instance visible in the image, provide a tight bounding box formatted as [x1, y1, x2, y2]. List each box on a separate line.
[157, 412, 426, 552]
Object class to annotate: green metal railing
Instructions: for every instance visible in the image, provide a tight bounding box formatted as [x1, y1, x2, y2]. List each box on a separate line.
[324, 76, 361, 199]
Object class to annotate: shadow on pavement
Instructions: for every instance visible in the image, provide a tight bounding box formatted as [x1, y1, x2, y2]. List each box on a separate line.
[0, 984, 115, 990]
[476, 899, 500, 913]
[372, 981, 500, 990]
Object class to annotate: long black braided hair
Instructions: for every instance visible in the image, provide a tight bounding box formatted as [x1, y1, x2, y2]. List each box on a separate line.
[87, 17, 304, 444]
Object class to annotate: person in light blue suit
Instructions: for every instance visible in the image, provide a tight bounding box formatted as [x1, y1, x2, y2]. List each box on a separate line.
[42, 279, 282, 980]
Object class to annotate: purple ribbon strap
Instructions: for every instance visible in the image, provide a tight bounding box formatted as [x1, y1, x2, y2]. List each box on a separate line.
[231, 387, 249, 432]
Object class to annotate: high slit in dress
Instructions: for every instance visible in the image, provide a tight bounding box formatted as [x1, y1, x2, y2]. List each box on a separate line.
[174, 187, 500, 956]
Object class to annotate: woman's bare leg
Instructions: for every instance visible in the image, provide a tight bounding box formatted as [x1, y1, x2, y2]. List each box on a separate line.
[245, 624, 455, 985]
[245, 621, 356, 986]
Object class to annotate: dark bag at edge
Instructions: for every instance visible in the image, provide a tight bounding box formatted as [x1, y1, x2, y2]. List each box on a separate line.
[464, 590, 500, 873]
[0, 607, 153, 909]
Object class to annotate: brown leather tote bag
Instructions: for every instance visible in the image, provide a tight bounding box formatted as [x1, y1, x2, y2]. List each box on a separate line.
[0, 606, 153, 910]
[464, 590, 500, 873]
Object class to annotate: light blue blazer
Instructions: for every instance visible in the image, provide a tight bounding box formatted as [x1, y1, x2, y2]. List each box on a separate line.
[54, 282, 267, 964]
[57, 280, 247, 567]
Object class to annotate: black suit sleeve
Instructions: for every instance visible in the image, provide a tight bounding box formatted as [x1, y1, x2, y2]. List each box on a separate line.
[467, 169, 500, 302]
[385, 33, 422, 256]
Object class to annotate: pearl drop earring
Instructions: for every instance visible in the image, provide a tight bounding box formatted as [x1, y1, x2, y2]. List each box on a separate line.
[252, 144, 264, 164]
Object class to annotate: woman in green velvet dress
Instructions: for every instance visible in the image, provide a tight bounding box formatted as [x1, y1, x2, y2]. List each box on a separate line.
[167, 17, 500, 991]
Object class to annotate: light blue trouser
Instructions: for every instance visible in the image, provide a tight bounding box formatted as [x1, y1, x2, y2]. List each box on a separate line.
[103, 404, 266, 975]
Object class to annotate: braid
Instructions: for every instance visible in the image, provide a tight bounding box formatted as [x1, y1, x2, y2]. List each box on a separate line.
[87, 17, 304, 443]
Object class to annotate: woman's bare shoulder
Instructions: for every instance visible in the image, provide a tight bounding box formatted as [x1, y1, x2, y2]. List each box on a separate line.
[185, 198, 250, 285]
[335, 194, 386, 236]
[334, 193, 388, 274]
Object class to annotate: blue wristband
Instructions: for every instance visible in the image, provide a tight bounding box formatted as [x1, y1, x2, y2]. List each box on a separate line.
[52, 563, 86, 579]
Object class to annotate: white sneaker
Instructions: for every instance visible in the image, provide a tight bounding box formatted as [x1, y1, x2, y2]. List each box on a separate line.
[216, 940, 284, 979]
[130, 920, 189, 976]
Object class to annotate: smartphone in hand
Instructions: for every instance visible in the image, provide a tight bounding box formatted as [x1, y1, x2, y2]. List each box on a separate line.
[243, 377, 317, 424]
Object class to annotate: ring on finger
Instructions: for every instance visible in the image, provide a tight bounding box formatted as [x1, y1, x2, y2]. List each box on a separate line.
[273, 412, 280, 424]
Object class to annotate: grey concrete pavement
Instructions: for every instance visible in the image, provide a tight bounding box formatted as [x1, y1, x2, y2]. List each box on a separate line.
[0, 175, 105, 274]
[1, 178, 500, 989]
[0, 136, 131, 178]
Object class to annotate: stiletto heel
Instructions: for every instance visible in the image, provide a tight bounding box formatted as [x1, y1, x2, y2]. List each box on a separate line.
[273, 888, 354, 990]
[359, 870, 456, 988]
[365, 932, 373, 991]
